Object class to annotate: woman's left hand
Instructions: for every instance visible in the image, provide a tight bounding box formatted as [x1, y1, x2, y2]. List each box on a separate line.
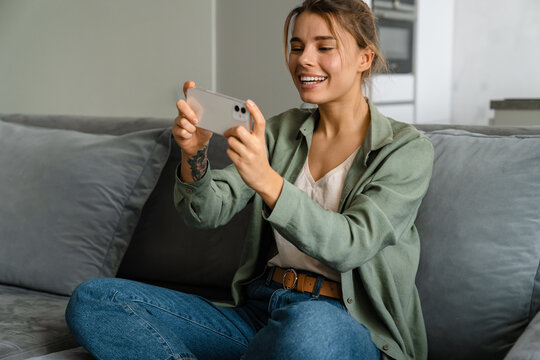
[224, 100, 283, 208]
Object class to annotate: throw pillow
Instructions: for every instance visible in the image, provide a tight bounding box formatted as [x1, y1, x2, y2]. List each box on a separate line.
[0, 120, 170, 295]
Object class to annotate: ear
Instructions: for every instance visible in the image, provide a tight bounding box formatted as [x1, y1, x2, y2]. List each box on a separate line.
[358, 47, 375, 73]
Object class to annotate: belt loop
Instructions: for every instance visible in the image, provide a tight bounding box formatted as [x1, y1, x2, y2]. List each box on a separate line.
[265, 266, 276, 286]
[311, 276, 325, 298]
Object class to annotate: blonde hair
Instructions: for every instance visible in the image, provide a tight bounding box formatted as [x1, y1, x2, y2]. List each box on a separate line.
[284, 0, 388, 86]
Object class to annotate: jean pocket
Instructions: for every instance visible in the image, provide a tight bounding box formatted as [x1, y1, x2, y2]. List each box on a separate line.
[308, 295, 347, 311]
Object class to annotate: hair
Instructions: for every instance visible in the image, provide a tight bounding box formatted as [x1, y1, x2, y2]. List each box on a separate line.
[283, 0, 388, 87]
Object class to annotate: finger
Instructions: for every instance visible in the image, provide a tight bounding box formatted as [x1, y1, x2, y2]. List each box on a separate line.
[183, 81, 196, 98]
[224, 125, 250, 141]
[226, 146, 243, 166]
[227, 135, 248, 157]
[179, 117, 197, 134]
[172, 126, 193, 140]
[246, 99, 265, 139]
[176, 99, 199, 125]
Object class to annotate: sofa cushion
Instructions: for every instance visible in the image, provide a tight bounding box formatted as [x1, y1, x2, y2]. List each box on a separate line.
[415, 129, 540, 360]
[0, 285, 78, 360]
[0, 120, 170, 295]
[25, 347, 94, 360]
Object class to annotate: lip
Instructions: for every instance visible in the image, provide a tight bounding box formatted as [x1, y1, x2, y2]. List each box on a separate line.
[299, 80, 326, 90]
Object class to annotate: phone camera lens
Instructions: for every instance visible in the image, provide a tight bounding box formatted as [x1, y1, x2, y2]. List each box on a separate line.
[241, 107, 246, 114]
[234, 105, 240, 112]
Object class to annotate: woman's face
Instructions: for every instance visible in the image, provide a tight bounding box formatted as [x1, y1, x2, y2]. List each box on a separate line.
[288, 12, 370, 105]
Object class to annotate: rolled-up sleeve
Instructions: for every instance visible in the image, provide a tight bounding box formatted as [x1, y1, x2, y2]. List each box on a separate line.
[174, 162, 255, 229]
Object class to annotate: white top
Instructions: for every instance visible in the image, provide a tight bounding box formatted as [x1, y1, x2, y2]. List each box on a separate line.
[267, 147, 360, 282]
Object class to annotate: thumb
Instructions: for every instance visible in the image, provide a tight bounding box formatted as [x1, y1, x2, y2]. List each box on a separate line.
[183, 81, 196, 98]
[246, 99, 265, 139]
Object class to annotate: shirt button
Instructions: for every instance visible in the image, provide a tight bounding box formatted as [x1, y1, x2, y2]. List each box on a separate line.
[186, 188, 193, 194]
[347, 297, 353, 304]
[383, 344, 390, 351]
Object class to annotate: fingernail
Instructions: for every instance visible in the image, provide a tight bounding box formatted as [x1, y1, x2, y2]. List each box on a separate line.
[247, 100, 254, 107]
[193, 118, 199, 124]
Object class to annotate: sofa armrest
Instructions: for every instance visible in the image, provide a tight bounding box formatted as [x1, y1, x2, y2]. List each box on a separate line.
[504, 311, 540, 359]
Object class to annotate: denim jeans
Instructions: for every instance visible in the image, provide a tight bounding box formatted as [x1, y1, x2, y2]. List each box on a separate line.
[66, 276, 380, 360]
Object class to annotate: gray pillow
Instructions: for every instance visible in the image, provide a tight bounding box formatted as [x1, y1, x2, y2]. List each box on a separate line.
[415, 129, 540, 360]
[0, 120, 170, 295]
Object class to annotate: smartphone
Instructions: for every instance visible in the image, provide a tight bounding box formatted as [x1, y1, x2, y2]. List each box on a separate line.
[186, 87, 252, 136]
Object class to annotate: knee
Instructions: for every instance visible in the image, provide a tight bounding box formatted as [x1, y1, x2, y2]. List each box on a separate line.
[65, 278, 123, 334]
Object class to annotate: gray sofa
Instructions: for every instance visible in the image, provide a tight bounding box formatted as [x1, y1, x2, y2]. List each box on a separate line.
[0, 113, 539, 360]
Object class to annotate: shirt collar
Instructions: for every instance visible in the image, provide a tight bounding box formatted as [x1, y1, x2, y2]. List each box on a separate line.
[363, 98, 394, 166]
[297, 98, 394, 166]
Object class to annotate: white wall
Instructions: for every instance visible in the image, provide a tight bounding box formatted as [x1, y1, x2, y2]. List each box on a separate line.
[216, 0, 300, 118]
[451, 0, 540, 125]
[0, 0, 214, 118]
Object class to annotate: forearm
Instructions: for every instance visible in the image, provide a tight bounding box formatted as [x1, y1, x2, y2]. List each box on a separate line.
[180, 146, 208, 183]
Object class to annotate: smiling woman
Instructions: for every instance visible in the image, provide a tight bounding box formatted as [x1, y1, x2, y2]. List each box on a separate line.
[66, 1, 434, 359]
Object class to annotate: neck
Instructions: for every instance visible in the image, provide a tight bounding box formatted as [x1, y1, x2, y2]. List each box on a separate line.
[316, 92, 370, 138]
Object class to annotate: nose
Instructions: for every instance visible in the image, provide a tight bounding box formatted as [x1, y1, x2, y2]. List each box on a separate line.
[298, 45, 316, 67]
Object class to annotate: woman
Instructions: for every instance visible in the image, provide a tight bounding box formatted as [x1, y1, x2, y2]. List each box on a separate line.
[66, 1, 433, 359]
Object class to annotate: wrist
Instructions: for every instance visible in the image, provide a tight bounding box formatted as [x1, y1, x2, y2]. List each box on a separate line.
[181, 145, 209, 183]
[256, 168, 284, 210]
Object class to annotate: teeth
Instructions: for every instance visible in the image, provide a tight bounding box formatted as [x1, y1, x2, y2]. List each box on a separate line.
[300, 76, 327, 82]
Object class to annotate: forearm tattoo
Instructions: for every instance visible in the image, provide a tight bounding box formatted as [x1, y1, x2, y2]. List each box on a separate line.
[187, 146, 209, 181]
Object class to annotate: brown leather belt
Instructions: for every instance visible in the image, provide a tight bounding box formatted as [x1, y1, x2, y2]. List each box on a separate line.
[269, 267, 342, 300]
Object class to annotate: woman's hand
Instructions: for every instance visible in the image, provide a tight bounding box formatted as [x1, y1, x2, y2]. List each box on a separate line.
[173, 81, 213, 156]
[224, 100, 284, 209]
[173, 81, 213, 183]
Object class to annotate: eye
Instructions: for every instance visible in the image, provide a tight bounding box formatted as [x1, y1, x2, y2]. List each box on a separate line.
[290, 47, 303, 53]
[319, 47, 334, 51]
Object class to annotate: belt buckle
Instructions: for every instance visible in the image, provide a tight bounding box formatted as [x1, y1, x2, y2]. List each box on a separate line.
[282, 268, 298, 290]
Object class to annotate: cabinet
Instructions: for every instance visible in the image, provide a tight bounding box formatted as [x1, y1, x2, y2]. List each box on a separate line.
[367, 0, 455, 124]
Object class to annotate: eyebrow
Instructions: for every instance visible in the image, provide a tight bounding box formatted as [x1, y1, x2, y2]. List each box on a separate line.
[290, 36, 336, 43]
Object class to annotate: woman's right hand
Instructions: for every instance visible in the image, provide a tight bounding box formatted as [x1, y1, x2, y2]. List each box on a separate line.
[173, 81, 213, 156]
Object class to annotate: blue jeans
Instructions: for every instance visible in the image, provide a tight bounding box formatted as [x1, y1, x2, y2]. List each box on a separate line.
[66, 277, 380, 360]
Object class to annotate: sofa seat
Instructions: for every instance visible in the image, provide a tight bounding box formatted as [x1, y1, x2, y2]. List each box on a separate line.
[0, 285, 78, 360]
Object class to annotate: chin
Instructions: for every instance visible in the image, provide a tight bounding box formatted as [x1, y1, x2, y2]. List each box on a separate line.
[298, 91, 324, 106]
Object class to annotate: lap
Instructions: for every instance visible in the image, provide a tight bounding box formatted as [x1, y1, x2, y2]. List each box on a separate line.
[68, 278, 379, 360]
[243, 285, 381, 360]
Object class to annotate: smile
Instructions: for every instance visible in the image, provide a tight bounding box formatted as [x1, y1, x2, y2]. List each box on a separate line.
[299, 76, 328, 85]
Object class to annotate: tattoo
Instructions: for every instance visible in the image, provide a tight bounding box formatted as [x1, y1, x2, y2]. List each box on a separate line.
[187, 146, 209, 181]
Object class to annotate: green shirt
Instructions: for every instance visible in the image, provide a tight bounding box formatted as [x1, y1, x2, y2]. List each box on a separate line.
[174, 99, 434, 360]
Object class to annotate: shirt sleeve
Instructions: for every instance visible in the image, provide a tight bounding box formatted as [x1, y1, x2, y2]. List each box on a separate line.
[174, 161, 255, 229]
[263, 136, 434, 273]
